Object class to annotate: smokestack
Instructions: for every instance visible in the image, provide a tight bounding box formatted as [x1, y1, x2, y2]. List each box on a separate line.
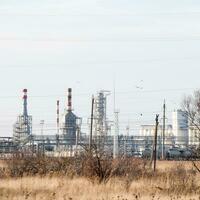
[57, 100, 60, 135]
[68, 88, 72, 112]
[23, 89, 28, 116]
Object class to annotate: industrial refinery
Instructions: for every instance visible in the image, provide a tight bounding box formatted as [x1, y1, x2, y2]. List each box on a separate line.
[0, 88, 198, 160]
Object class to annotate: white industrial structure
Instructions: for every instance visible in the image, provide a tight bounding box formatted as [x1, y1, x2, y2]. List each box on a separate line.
[139, 124, 174, 148]
[172, 109, 189, 146]
[93, 90, 111, 138]
[139, 110, 189, 147]
[139, 125, 173, 137]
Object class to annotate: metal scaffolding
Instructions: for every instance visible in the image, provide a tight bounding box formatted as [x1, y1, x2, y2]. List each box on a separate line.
[13, 89, 32, 146]
[93, 90, 111, 150]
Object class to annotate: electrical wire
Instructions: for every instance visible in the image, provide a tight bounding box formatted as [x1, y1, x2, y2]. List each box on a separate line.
[0, 87, 196, 99]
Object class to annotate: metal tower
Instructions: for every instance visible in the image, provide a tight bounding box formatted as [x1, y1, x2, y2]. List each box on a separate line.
[93, 90, 110, 138]
[13, 89, 32, 145]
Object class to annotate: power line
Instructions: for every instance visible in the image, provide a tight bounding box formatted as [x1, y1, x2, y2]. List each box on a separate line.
[0, 87, 196, 99]
[1, 36, 200, 43]
[1, 56, 200, 69]
[0, 11, 200, 17]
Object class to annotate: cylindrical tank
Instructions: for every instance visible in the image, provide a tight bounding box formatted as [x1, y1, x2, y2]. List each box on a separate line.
[172, 110, 188, 146]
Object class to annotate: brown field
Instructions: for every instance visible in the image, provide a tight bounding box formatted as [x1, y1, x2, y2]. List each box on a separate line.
[157, 160, 200, 171]
[0, 174, 199, 200]
[0, 159, 200, 200]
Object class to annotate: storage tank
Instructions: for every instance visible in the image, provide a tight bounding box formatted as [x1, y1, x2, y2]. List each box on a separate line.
[172, 110, 188, 147]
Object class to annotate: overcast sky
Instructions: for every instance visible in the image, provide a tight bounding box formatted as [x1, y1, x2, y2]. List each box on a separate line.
[0, 0, 200, 136]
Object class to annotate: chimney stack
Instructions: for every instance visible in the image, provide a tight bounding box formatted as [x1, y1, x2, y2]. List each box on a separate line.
[23, 89, 28, 116]
[57, 100, 60, 135]
[68, 88, 72, 112]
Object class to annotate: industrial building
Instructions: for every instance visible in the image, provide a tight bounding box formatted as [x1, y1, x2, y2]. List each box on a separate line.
[139, 125, 173, 137]
[139, 110, 189, 151]
[12, 88, 82, 156]
[61, 88, 81, 145]
[138, 110, 189, 148]
[139, 124, 174, 154]
[0, 88, 198, 160]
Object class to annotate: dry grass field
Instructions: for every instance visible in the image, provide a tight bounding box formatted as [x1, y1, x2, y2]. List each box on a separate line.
[156, 160, 198, 171]
[0, 158, 200, 200]
[0, 175, 199, 200]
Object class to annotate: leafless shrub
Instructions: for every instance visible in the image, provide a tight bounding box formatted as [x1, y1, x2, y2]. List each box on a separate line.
[5, 145, 149, 186]
[6, 156, 73, 177]
[77, 145, 149, 185]
[2, 148, 199, 196]
[79, 145, 113, 183]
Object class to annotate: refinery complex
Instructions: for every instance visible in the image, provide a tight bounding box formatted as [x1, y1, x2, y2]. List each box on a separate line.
[0, 88, 199, 159]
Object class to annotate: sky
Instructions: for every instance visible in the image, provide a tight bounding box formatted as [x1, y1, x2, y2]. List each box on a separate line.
[0, 0, 200, 136]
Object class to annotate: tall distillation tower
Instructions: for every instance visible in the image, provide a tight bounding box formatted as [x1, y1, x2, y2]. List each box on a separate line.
[13, 89, 32, 145]
[61, 88, 81, 146]
[93, 90, 111, 149]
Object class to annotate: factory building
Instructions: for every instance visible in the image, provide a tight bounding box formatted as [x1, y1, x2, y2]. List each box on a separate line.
[139, 110, 189, 148]
[13, 89, 32, 145]
[172, 109, 189, 146]
[9, 88, 195, 159]
[34, 88, 82, 154]
[11, 88, 82, 156]
[139, 124, 174, 151]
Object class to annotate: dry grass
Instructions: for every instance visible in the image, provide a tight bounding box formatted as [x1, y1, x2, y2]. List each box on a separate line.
[0, 158, 200, 199]
[0, 176, 199, 200]
[156, 160, 200, 171]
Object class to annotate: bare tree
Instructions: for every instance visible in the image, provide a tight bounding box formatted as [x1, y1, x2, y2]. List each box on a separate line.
[182, 90, 200, 159]
[182, 90, 200, 133]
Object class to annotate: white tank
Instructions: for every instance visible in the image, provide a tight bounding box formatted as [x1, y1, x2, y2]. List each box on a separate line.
[172, 110, 188, 146]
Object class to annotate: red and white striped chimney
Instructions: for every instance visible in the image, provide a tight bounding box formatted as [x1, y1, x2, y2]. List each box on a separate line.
[57, 100, 60, 135]
[23, 89, 28, 116]
[68, 88, 72, 112]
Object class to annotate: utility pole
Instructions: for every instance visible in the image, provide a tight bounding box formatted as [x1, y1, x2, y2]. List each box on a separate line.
[40, 120, 45, 136]
[113, 110, 119, 159]
[113, 78, 119, 159]
[56, 100, 60, 151]
[89, 96, 94, 150]
[162, 100, 166, 160]
[153, 115, 159, 172]
[124, 125, 129, 157]
[75, 125, 80, 155]
[40, 120, 45, 156]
